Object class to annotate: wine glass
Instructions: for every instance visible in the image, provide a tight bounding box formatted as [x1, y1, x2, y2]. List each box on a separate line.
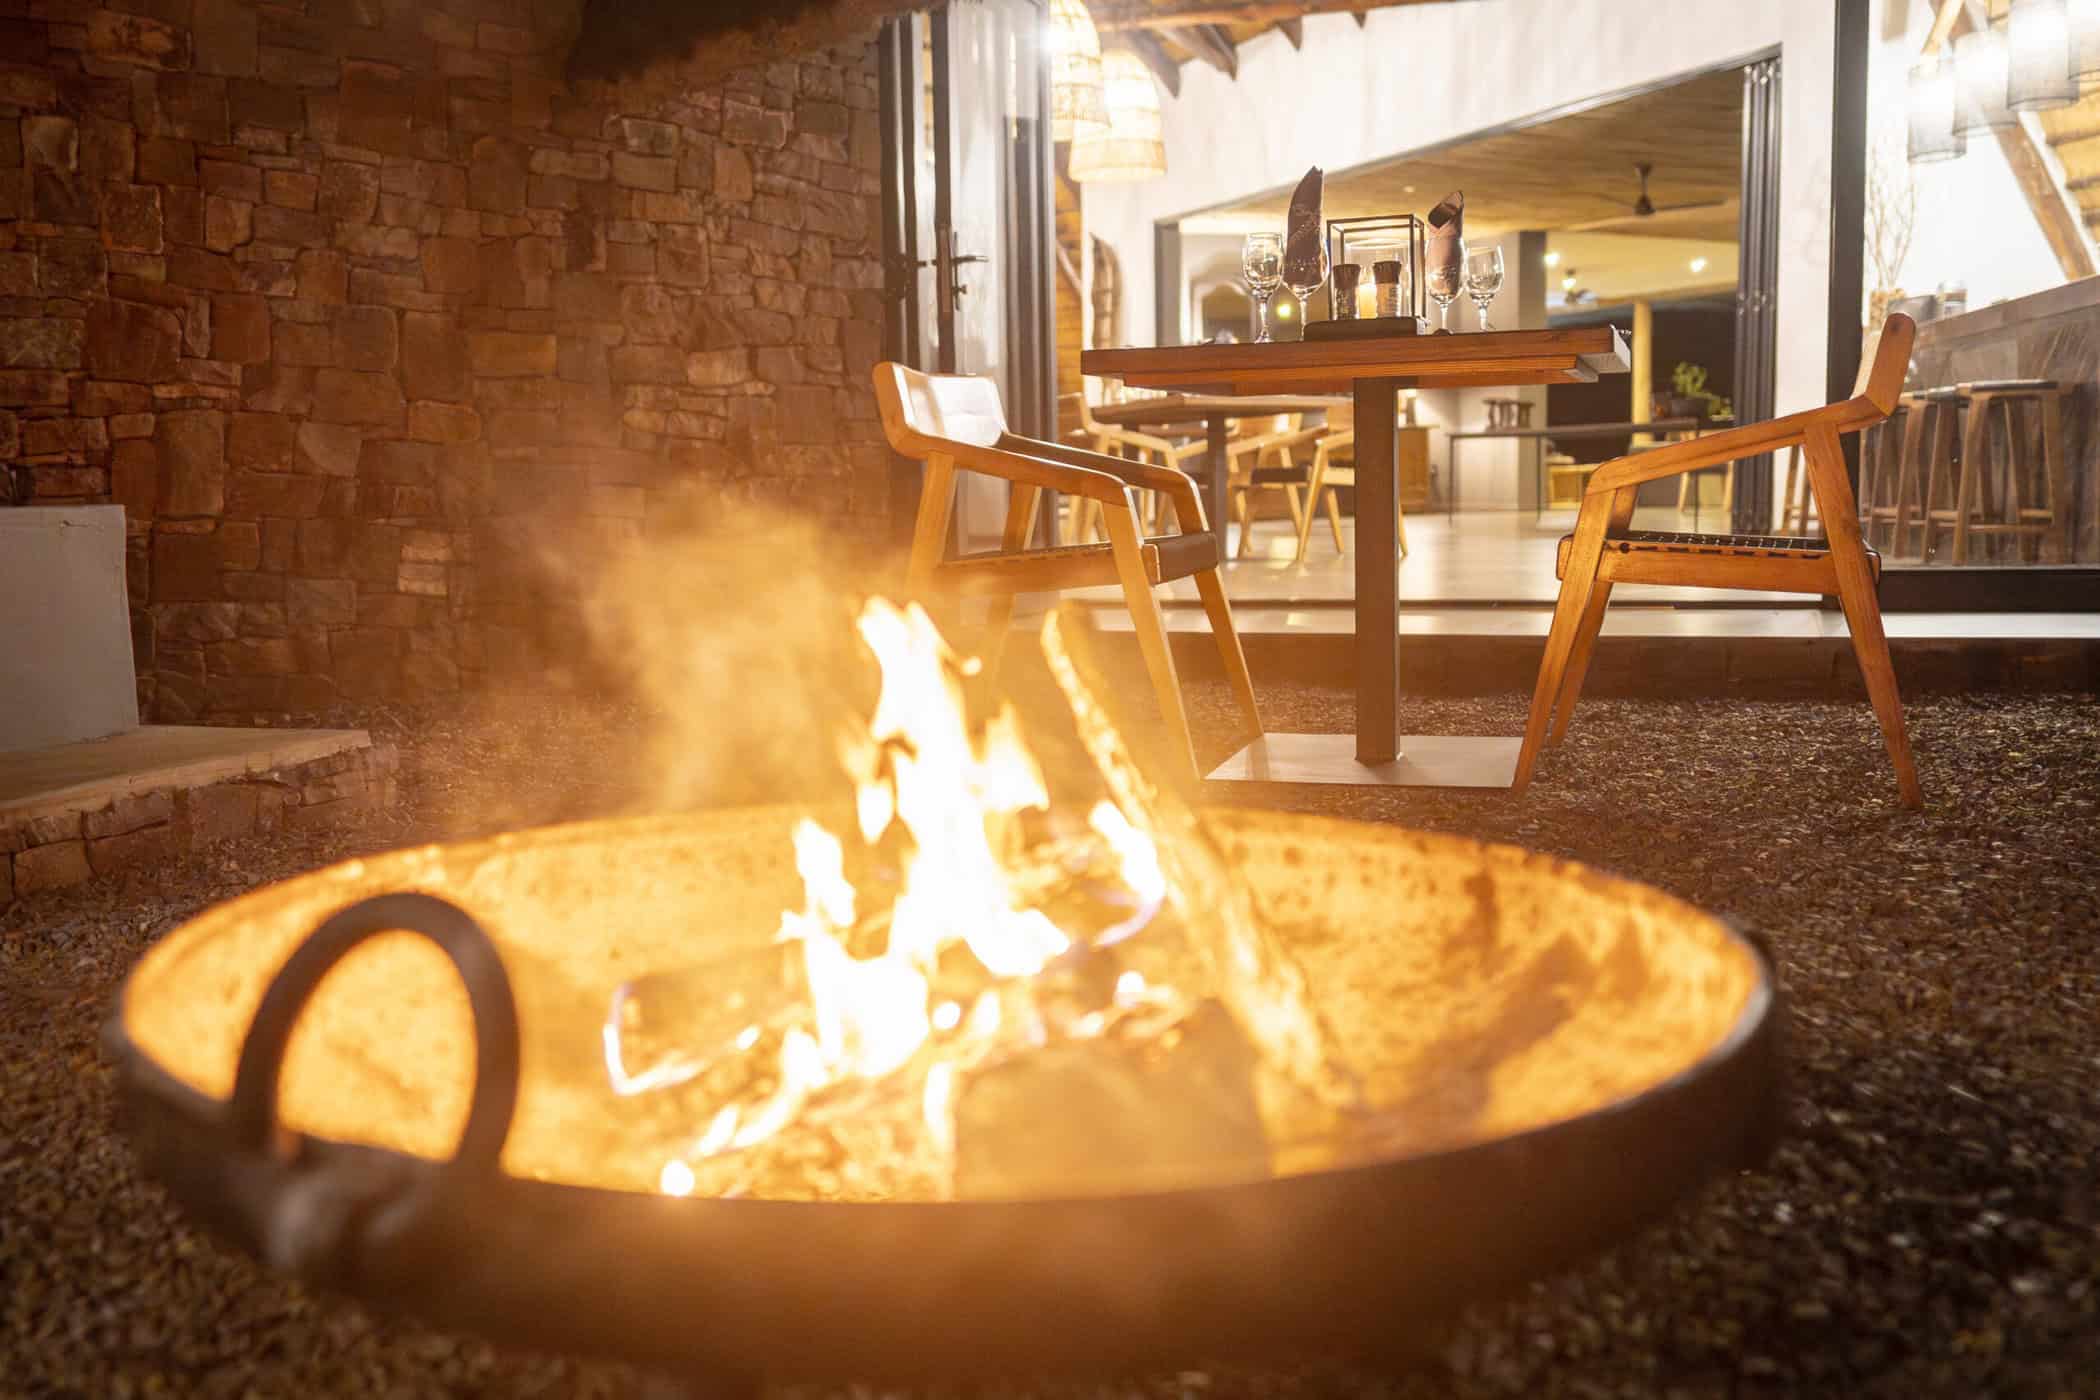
[1425, 241, 1465, 333]
[1242, 233, 1283, 343]
[1465, 245, 1505, 331]
[1284, 242, 1328, 335]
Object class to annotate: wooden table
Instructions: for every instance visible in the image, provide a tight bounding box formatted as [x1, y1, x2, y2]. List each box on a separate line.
[1085, 327, 1631, 789]
[1087, 394, 1344, 551]
[1446, 417, 1707, 518]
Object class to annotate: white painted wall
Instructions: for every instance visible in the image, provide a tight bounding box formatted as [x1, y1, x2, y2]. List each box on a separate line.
[1086, 0, 1839, 420]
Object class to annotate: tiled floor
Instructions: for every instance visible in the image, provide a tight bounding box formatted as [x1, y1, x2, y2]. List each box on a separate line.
[1063, 508, 2100, 642]
[1071, 507, 1794, 608]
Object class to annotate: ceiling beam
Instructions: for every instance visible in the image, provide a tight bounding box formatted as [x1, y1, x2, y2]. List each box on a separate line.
[1172, 23, 1239, 77]
[1115, 32, 1181, 98]
[1096, 0, 1444, 30]
[1277, 17, 1305, 47]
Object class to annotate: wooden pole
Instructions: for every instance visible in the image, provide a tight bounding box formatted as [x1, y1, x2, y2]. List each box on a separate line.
[1630, 298, 1653, 447]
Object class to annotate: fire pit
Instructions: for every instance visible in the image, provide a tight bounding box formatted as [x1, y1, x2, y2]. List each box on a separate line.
[107, 606, 1778, 1390]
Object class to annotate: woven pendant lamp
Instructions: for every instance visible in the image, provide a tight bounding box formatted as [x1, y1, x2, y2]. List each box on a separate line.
[1070, 47, 1166, 183]
[1049, 0, 1109, 140]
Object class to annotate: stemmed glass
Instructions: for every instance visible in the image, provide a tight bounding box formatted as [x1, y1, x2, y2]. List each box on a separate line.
[1465, 246, 1505, 331]
[1284, 242, 1328, 336]
[1425, 240, 1465, 333]
[1242, 233, 1283, 343]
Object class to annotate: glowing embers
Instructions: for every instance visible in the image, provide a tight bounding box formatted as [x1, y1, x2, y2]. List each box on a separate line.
[603, 600, 1349, 1201]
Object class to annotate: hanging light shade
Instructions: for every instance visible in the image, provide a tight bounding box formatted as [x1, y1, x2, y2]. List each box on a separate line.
[1069, 48, 1166, 183]
[2070, 0, 2100, 76]
[1954, 23, 2019, 134]
[1909, 53, 1967, 162]
[2008, 0, 2079, 110]
[1048, 0, 1108, 141]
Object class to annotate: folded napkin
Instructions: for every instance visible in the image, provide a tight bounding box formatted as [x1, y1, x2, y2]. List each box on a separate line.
[1425, 189, 1465, 273]
[1283, 166, 1325, 290]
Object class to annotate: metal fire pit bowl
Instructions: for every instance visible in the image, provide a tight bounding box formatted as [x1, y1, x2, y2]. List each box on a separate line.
[110, 807, 1778, 1388]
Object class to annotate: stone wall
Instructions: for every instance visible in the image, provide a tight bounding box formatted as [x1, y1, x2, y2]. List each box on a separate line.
[0, 0, 889, 723]
[2, 734, 398, 895]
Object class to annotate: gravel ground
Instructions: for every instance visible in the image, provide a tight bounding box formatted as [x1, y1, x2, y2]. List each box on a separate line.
[3, 687, 2097, 1399]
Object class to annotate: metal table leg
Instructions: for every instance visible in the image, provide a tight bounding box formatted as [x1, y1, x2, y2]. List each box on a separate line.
[1206, 416, 1230, 553]
[1204, 380, 1520, 791]
[1355, 376, 1400, 763]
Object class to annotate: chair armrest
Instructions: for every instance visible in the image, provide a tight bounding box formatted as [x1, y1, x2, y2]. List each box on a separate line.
[1586, 410, 1819, 494]
[997, 433, 1199, 495]
[946, 438, 1135, 504]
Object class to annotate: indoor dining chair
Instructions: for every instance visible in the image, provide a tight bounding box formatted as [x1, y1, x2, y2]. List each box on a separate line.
[874, 362, 1262, 781]
[1515, 314, 1922, 809]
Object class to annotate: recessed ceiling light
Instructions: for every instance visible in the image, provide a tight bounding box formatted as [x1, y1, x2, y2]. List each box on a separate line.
[1543, 250, 1562, 267]
[1403, 185, 1416, 194]
[1689, 256, 1709, 274]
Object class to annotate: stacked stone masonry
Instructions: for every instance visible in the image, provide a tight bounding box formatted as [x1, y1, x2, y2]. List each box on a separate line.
[1, 737, 398, 896]
[0, 0, 889, 721]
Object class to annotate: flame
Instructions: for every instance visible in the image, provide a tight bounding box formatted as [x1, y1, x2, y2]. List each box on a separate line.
[644, 599, 1182, 1192]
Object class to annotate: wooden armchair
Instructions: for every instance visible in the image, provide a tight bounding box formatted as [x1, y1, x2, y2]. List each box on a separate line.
[1276, 404, 1411, 564]
[1069, 378, 1204, 540]
[1515, 314, 1922, 809]
[873, 362, 1262, 780]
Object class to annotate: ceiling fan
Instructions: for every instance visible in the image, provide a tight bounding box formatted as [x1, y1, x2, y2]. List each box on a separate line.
[1566, 162, 1732, 233]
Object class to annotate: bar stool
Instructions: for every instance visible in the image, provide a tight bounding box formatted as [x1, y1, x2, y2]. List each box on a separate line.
[1853, 396, 1920, 550]
[1922, 379, 2072, 563]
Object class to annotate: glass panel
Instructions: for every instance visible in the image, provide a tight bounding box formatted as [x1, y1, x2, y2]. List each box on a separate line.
[1867, 0, 2100, 573]
[939, 0, 1037, 549]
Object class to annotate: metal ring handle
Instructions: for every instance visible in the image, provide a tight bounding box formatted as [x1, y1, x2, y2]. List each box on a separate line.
[228, 892, 520, 1177]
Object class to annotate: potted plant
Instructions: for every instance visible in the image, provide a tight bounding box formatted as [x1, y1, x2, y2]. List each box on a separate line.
[1655, 362, 1731, 423]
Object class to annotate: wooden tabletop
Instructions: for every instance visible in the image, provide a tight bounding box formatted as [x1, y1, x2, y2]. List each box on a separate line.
[1089, 394, 1344, 427]
[1084, 326, 1631, 396]
[1446, 416, 1710, 440]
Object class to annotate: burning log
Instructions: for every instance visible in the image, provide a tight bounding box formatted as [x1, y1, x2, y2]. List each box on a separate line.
[954, 997, 1268, 1199]
[599, 598, 1359, 1203]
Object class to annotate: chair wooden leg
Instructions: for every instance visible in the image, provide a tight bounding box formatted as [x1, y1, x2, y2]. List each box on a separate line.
[1104, 499, 1199, 782]
[1194, 566, 1262, 746]
[1394, 494, 1408, 556]
[1892, 400, 1928, 558]
[1676, 470, 1692, 513]
[977, 484, 1040, 684]
[906, 454, 957, 593]
[1294, 461, 1324, 564]
[2042, 391, 2072, 563]
[1327, 488, 1347, 552]
[1953, 393, 1991, 565]
[1804, 422, 1922, 809]
[1284, 483, 1307, 540]
[1515, 499, 1610, 793]
[1233, 489, 1255, 559]
[1547, 580, 1613, 746]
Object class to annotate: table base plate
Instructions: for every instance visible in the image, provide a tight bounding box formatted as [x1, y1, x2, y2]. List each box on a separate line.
[1207, 733, 1521, 788]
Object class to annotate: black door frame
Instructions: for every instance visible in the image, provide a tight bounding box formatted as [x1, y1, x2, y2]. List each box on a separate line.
[878, 2, 1058, 547]
[1732, 53, 1781, 535]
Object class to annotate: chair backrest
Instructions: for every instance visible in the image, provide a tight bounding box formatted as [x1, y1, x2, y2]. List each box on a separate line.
[873, 362, 1009, 460]
[1851, 313, 1915, 417]
[1076, 375, 1119, 435]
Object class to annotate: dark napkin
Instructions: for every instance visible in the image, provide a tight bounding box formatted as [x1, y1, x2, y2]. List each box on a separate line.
[1283, 166, 1325, 289]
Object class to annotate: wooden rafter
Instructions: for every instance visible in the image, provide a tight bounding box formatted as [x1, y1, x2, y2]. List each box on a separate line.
[1094, 0, 1447, 30]
[1115, 31, 1182, 98]
[1173, 23, 1239, 76]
